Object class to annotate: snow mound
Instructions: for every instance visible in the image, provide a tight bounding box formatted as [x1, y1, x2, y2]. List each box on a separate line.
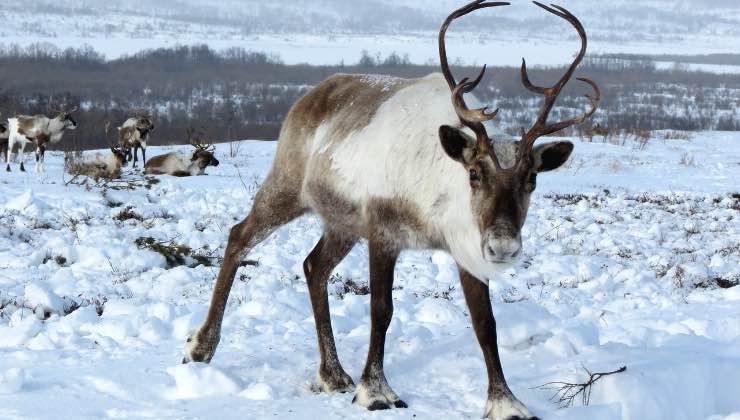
[166, 364, 242, 400]
[24, 281, 65, 319]
[0, 368, 26, 394]
[5, 190, 49, 217]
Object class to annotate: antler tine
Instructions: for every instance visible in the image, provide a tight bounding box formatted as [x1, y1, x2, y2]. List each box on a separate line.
[104, 121, 116, 149]
[439, 0, 508, 169]
[518, 1, 600, 163]
[452, 77, 500, 123]
[186, 127, 196, 146]
[439, 1, 510, 91]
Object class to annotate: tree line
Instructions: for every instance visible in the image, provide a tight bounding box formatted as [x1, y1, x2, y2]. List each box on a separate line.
[0, 44, 737, 150]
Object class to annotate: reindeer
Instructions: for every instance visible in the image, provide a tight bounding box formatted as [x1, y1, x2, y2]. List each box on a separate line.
[64, 122, 127, 180]
[583, 122, 609, 142]
[118, 112, 154, 167]
[6, 105, 78, 173]
[0, 113, 8, 164]
[183, 2, 599, 419]
[144, 128, 219, 176]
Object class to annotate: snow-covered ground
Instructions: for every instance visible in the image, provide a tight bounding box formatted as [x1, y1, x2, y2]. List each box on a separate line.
[5, 33, 740, 69]
[1, 132, 739, 419]
[2, 0, 739, 67]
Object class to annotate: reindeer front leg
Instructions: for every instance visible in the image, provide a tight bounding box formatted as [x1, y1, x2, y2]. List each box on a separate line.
[353, 241, 406, 410]
[35, 143, 46, 173]
[459, 269, 539, 420]
[5, 140, 11, 172]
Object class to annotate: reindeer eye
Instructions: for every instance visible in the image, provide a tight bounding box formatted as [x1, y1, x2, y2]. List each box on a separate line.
[469, 168, 480, 182]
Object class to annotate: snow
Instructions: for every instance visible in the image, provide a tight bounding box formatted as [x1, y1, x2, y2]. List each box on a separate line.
[2, 0, 739, 67]
[0, 133, 739, 419]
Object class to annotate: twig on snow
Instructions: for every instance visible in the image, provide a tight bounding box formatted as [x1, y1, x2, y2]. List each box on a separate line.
[534, 364, 627, 408]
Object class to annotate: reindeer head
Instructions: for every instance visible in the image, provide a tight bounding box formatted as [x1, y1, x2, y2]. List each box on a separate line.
[187, 128, 220, 170]
[438, 1, 599, 263]
[110, 146, 128, 166]
[53, 102, 79, 131]
[134, 111, 155, 135]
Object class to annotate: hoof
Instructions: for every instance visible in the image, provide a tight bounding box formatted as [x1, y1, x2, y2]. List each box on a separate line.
[183, 328, 219, 364]
[484, 395, 536, 420]
[366, 400, 390, 411]
[394, 400, 408, 408]
[353, 378, 406, 411]
[351, 396, 407, 411]
[317, 368, 355, 394]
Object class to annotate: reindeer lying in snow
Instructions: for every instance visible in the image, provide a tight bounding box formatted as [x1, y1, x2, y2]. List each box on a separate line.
[6, 105, 78, 173]
[144, 129, 219, 176]
[118, 112, 154, 167]
[66, 147, 127, 180]
[65, 122, 127, 180]
[183, 2, 599, 419]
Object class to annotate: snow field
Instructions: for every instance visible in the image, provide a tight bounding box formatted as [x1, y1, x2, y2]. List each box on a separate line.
[0, 133, 738, 419]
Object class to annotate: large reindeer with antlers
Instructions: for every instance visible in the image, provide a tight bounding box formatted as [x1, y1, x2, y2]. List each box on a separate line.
[144, 128, 219, 176]
[6, 103, 78, 173]
[184, 2, 599, 419]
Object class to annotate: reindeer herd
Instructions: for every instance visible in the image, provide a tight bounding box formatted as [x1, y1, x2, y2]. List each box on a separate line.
[2, 105, 220, 178]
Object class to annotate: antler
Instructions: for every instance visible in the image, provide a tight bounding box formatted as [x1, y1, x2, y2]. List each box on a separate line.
[104, 121, 117, 149]
[187, 127, 197, 145]
[518, 2, 600, 165]
[187, 127, 214, 151]
[134, 108, 152, 119]
[439, 0, 509, 169]
[55, 103, 77, 116]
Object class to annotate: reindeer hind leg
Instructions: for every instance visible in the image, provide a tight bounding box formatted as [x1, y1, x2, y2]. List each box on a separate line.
[5, 141, 10, 172]
[18, 141, 26, 172]
[304, 230, 357, 393]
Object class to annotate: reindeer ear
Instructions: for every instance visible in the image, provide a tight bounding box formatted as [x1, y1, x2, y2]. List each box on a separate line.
[533, 141, 574, 172]
[439, 125, 476, 165]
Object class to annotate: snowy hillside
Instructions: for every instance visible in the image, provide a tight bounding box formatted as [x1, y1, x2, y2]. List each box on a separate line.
[1, 0, 739, 65]
[1, 132, 739, 419]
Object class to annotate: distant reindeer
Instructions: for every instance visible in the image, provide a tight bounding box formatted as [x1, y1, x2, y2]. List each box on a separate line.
[0, 113, 8, 164]
[6, 103, 78, 173]
[65, 122, 127, 180]
[183, 2, 599, 419]
[144, 128, 219, 176]
[583, 123, 609, 142]
[119, 111, 154, 167]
